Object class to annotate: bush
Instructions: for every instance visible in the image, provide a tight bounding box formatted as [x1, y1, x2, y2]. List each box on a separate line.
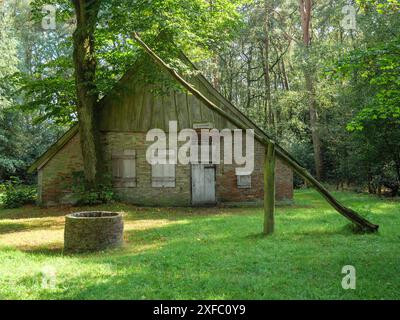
[2, 177, 37, 208]
[0, 184, 5, 204]
[71, 171, 115, 206]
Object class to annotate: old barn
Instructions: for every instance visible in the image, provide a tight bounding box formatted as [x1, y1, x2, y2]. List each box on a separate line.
[29, 56, 293, 207]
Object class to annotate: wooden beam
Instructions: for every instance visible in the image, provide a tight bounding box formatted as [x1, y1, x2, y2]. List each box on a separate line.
[264, 142, 276, 235]
[132, 32, 379, 233]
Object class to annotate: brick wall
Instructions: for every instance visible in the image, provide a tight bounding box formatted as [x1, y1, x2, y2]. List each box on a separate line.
[39, 131, 293, 206]
[39, 134, 84, 206]
[101, 132, 191, 206]
[216, 138, 293, 203]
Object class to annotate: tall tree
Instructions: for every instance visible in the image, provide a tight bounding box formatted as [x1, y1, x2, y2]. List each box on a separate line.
[261, 0, 273, 131]
[299, 0, 323, 180]
[72, 0, 102, 188]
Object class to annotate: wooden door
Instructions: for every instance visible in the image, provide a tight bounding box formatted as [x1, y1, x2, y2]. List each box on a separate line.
[191, 164, 216, 206]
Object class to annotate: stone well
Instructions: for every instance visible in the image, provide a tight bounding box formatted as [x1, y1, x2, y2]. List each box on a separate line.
[64, 211, 124, 253]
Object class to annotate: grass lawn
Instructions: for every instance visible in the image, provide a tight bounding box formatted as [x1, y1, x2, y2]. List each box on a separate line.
[0, 189, 399, 300]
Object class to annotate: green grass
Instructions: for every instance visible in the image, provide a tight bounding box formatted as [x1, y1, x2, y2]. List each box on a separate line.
[0, 189, 399, 300]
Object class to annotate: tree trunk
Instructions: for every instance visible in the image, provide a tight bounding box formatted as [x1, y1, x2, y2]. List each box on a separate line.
[264, 142, 275, 235]
[260, 0, 274, 132]
[299, 0, 323, 180]
[245, 46, 253, 111]
[281, 59, 290, 90]
[72, 0, 102, 189]
[211, 55, 221, 91]
[305, 68, 323, 180]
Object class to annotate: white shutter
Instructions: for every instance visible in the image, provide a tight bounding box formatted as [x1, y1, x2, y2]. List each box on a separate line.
[152, 163, 164, 187]
[112, 153, 123, 188]
[163, 164, 176, 187]
[151, 150, 176, 188]
[152, 163, 176, 188]
[112, 150, 136, 188]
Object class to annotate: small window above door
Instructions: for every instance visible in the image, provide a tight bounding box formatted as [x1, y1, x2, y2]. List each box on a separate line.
[237, 174, 251, 189]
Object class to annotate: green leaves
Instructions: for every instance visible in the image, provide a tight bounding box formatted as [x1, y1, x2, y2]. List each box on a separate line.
[336, 36, 400, 131]
[1, 177, 37, 208]
[9, 0, 245, 124]
[357, 0, 400, 14]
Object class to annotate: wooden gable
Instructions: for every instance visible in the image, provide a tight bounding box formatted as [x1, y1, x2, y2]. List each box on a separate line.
[95, 57, 252, 133]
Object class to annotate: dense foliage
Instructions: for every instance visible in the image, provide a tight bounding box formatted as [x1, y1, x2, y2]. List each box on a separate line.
[1, 177, 37, 208]
[0, 2, 66, 182]
[200, 0, 400, 195]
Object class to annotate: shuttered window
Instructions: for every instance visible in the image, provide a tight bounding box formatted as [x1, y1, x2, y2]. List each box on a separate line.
[237, 175, 251, 189]
[152, 163, 175, 187]
[151, 150, 176, 188]
[112, 150, 136, 188]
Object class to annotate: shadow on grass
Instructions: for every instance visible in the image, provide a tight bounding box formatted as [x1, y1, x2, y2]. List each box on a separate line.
[245, 232, 268, 240]
[21, 246, 64, 256]
[290, 227, 355, 237]
[243, 225, 367, 240]
[0, 203, 235, 221]
[0, 222, 32, 235]
[0, 219, 64, 235]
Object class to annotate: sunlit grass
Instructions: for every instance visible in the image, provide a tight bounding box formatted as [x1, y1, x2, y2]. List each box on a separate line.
[0, 189, 399, 300]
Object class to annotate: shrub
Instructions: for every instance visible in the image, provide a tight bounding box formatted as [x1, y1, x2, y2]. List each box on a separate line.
[2, 177, 37, 208]
[71, 171, 115, 205]
[0, 184, 5, 204]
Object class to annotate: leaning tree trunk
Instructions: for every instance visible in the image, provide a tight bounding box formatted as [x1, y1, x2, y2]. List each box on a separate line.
[131, 32, 379, 232]
[72, 0, 103, 189]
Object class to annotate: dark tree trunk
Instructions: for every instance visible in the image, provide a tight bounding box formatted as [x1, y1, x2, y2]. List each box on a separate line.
[305, 68, 323, 180]
[211, 55, 221, 91]
[262, 0, 274, 132]
[264, 142, 276, 235]
[245, 46, 253, 111]
[281, 60, 290, 90]
[72, 0, 103, 189]
[299, 0, 323, 180]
